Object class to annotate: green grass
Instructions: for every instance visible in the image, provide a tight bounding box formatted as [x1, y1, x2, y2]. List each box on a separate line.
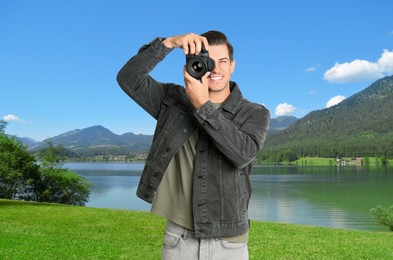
[1, 199, 392, 259]
[281, 156, 393, 167]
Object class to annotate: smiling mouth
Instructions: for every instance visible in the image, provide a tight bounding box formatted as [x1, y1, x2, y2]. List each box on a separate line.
[209, 75, 223, 81]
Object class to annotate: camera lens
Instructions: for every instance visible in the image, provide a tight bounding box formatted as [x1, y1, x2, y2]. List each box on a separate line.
[186, 57, 207, 79]
[192, 61, 204, 72]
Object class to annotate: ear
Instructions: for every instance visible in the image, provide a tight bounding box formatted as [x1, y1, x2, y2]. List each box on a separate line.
[230, 59, 236, 74]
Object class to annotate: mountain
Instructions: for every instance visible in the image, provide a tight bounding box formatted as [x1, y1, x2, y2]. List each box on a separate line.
[7, 135, 39, 147]
[261, 75, 393, 159]
[269, 116, 298, 131]
[46, 125, 121, 148]
[29, 125, 153, 157]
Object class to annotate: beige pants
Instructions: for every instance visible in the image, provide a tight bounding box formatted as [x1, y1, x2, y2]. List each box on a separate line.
[162, 221, 248, 260]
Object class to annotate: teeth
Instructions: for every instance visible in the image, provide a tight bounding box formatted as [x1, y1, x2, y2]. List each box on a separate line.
[211, 76, 222, 81]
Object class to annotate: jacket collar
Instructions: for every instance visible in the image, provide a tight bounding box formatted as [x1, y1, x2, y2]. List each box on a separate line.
[220, 81, 243, 114]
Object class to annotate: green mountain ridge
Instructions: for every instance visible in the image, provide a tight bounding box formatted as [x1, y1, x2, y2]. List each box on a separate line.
[259, 75, 393, 161]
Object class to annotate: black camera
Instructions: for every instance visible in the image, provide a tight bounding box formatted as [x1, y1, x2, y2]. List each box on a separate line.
[186, 45, 215, 80]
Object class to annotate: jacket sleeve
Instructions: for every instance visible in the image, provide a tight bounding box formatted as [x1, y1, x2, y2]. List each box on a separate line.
[194, 100, 270, 169]
[116, 37, 173, 119]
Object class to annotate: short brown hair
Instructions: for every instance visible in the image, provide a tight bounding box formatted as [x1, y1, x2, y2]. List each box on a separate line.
[201, 30, 234, 61]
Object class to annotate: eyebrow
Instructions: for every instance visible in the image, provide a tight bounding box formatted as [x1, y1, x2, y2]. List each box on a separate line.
[219, 57, 230, 61]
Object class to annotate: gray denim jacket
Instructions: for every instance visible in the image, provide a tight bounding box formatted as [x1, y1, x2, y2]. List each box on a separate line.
[117, 37, 270, 238]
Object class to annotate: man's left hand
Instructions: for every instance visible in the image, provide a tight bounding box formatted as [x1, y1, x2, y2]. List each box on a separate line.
[184, 67, 210, 109]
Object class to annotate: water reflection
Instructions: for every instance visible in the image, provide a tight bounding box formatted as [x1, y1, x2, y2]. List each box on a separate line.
[66, 162, 393, 232]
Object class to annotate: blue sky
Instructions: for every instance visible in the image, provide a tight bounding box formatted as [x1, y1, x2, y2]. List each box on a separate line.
[1, 0, 393, 141]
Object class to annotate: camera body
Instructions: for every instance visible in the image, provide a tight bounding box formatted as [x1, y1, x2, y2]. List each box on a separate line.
[186, 46, 215, 80]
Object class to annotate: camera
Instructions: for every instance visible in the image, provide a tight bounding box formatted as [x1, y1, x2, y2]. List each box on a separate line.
[186, 45, 215, 80]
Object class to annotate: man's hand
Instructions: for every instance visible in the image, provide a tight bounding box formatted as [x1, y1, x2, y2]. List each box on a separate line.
[163, 33, 209, 55]
[184, 67, 210, 109]
[163, 33, 211, 109]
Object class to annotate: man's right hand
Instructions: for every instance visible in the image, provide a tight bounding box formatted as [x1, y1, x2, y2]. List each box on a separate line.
[163, 33, 209, 55]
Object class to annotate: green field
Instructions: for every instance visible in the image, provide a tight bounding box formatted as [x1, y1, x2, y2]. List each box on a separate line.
[1, 199, 392, 259]
[281, 156, 393, 167]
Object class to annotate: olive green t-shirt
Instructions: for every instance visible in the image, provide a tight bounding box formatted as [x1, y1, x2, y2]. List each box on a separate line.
[151, 131, 198, 231]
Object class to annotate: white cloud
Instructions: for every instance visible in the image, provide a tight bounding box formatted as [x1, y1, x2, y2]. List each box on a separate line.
[305, 67, 316, 72]
[323, 49, 393, 83]
[326, 95, 345, 108]
[305, 64, 320, 72]
[2, 114, 24, 123]
[324, 59, 381, 83]
[378, 49, 393, 73]
[275, 103, 296, 116]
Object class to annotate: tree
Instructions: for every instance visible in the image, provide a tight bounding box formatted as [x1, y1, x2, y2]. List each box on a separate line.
[283, 148, 298, 162]
[37, 140, 66, 170]
[34, 140, 91, 206]
[0, 135, 40, 199]
[0, 120, 7, 133]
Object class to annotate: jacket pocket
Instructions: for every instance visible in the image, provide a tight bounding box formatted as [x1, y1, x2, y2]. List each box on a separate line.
[156, 97, 188, 133]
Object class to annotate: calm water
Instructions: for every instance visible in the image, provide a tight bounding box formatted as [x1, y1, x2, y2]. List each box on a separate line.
[66, 162, 393, 232]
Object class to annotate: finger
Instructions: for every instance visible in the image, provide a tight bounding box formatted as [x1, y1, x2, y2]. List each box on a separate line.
[183, 65, 193, 83]
[182, 38, 190, 55]
[188, 40, 197, 55]
[201, 37, 209, 51]
[194, 40, 202, 55]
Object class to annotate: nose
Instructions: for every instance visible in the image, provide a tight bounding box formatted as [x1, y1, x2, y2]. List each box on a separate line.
[211, 62, 220, 73]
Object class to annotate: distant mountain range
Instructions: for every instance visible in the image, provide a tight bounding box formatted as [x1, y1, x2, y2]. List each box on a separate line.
[269, 116, 298, 131]
[35, 125, 153, 150]
[11, 125, 153, 158]
[10, 116, 297, 155]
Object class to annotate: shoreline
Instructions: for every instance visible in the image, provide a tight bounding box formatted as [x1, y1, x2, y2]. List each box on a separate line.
[65, 156, 393, 168]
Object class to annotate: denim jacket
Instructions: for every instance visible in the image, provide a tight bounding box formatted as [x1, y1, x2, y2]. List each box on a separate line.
[117, 37, 270, 238]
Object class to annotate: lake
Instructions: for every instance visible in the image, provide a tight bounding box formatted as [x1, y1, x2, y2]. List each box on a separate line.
[66, 162, 393, 232]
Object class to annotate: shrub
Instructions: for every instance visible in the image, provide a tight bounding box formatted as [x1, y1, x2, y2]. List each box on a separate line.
[370, 205, 393, 231]
[34, 168, 91, 206]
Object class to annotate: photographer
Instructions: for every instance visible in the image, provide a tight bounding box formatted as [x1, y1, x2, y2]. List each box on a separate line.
[117, 31, 270, 260]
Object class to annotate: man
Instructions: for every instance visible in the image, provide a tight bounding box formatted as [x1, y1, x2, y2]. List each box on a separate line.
[117, 31, 270, 259]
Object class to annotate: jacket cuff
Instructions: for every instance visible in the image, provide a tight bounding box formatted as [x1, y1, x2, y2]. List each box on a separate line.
[195, 101, 220, 129]
[138, 37, 172, 58]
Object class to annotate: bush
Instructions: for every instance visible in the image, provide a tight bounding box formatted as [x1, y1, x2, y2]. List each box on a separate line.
[34, 168, 91, 206]
[370, 205, 393, 231]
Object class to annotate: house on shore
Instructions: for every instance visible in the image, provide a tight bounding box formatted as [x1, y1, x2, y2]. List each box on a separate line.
[336, 156, 363, 166]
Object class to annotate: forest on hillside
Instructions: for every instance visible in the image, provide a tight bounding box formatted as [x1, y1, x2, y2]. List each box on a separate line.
[257, 76, 393, 163]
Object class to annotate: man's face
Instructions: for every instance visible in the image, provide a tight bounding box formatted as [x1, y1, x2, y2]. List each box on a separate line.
[207, 44, 236, 93]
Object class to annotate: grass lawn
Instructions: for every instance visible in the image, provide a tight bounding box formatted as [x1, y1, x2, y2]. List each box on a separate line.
[279, 156, 393, 167]
[1, 199, 392, 259]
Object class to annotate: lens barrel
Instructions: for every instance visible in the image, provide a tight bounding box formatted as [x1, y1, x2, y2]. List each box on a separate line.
[186, 56, 208, 79]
